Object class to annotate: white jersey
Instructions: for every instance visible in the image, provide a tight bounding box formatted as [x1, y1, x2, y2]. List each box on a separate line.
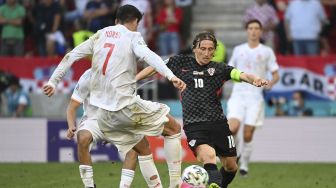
[71, 69, 97, 120]
[48, 24, 175, 111]
[229, 43, 279, 98]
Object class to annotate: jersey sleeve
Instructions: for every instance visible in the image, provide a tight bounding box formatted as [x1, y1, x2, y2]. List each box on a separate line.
[47, 31, 97, 88]
[132, 33, 175, 80]
[219, 63, 242, 82]
[267, 48, 279, 72]
[71, 69, 91, 103]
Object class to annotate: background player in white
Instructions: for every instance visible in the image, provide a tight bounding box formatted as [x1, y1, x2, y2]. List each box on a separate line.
[66, 69, 137, 188]
[43, 5, 186, 188]
[227, 19, 280, 177]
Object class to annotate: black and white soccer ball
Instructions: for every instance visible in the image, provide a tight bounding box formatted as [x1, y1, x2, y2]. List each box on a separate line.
[182, 165, 209, 187]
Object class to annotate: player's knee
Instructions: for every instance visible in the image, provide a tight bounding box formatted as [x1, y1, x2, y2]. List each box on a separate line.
[126, 149, 138, 160]
[77, 130, 93, 147]
[162, 118, 181, 136]
[228, 119, 240, 134]
[225, 160, 238, 172]
[198, 152, 217, 163]
[243, 134, 253, 142]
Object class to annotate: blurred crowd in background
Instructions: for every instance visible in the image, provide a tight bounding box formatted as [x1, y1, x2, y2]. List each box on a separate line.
[0, 0, 335, 57]
[0, 0, 336, 118]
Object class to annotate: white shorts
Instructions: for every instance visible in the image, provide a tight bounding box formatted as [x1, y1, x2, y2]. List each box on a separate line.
[227, 95, 265, 127]
[97, 96, 170, 155]
[77, 118, 106, 150]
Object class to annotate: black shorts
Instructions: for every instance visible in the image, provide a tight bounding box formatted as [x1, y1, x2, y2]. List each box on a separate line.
[183, 121, 237, 157]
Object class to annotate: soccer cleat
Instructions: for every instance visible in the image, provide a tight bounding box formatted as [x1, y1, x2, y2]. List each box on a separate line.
[239, 169, 248, 177]
[208, 183, 221, 188]
[86, 184, 96, 188]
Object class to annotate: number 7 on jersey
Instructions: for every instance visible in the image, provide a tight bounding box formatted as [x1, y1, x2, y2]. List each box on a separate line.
[102, 43, 115, 75]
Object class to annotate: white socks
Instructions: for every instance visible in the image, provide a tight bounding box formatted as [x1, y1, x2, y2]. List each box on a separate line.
[240, 142, 253, 171]
[119, 169, 135, 188]
[164, 133, 182, 188]
[138, 154, 162, 188]
[79, 165, 94, 188]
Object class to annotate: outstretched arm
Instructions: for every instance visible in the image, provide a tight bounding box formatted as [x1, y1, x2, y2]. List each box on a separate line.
[239, 72, 269, 87]
[43, 33, 95, 97]
[135, 66, 156, 81]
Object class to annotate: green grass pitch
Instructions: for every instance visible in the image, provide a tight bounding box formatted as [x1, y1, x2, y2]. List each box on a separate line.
[0, 162, 335, 188]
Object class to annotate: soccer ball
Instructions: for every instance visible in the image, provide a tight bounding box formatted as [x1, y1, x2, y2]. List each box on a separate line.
[182, 165, 209, 187]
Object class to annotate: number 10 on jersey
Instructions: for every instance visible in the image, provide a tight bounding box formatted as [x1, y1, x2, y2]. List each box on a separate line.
[194, 78, 204, 88]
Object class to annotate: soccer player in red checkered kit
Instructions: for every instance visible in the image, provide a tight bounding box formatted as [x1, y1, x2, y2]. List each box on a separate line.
[227, 19, 280, 177]
[43, 5, 186, 188]
[136, 31, 269, 188]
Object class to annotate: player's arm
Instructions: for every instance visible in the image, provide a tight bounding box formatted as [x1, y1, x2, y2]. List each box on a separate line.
[135, 66, 156, 81]
[133, 40, 185, 90]
[230, 68, 269, 87]
[66, 98, 81, 140]
[136, 59, 170, 81]
[265, 70, 280, 90]
[43, 33, 96, 97]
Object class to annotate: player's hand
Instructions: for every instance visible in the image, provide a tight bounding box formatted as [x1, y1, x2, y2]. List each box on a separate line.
[171, 76, 186, 91]
[43, 84, 55, 97]
[253, 78, 269, 87]
[66, 126, 77, 140]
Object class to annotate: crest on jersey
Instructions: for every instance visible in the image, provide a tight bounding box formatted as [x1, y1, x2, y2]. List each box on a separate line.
[207, 68, 215, 76]
[189, 139, 196, 147]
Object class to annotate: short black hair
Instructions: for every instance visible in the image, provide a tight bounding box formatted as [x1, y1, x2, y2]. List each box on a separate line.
[245, 19, 263, 30]
[116, 4, 143, 24]
[192, 31, 217, 49]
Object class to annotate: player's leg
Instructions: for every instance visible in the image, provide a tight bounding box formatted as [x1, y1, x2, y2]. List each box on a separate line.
[127, 97, 182, 188]
[77, 129, 95, 188]
[219, 156, 238, 188]
[239, 124, 256, 176]
[161, 114, 182, 188]
[239, 99, 264, 176]
[195, 144, 222, 187]
[211, 122, 238, 188]
[119, 149, 138, 188]
[227, 96, 245, 158]
[133, 137, 163, 188]
[77, 119, 106, 188]
[228, 118, 241, 158]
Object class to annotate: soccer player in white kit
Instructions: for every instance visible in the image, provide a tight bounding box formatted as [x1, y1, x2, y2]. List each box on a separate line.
[43, 5, 186, 188]
[66, 69, 139, 188]
[227, 19, 280, 177]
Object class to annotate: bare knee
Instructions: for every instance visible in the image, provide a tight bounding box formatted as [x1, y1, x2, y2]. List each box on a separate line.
[196, 145, 217, 164]
[221, 157, 238, 172]
[228, 118, 240, 135]
[162, 115, 181, 136]
[77, 130, 93, 148]
[243, 126, 255, 142]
